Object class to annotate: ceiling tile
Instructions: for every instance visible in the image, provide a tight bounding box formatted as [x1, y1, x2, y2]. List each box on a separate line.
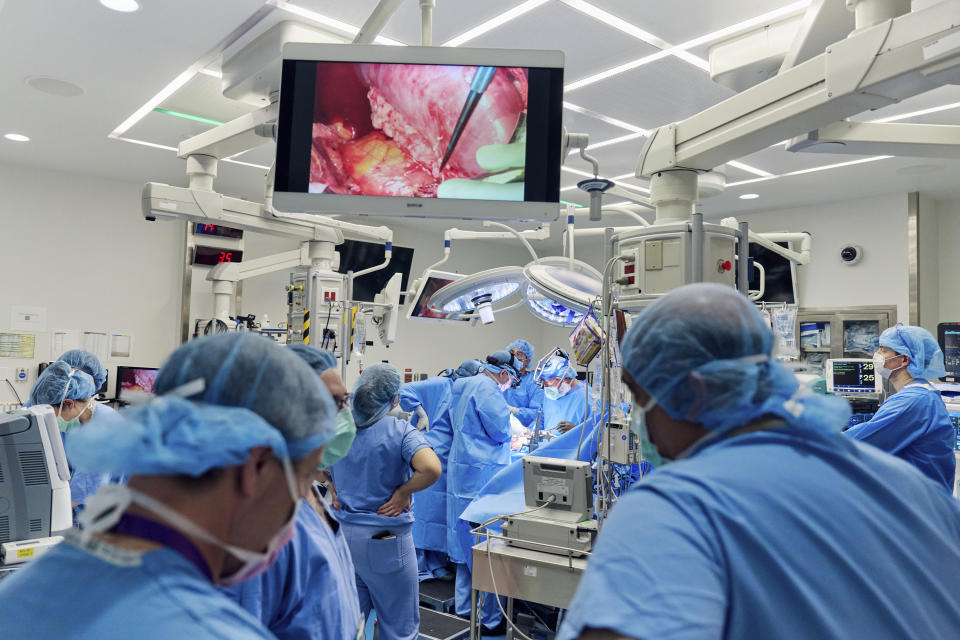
[568, 56, 734, 130]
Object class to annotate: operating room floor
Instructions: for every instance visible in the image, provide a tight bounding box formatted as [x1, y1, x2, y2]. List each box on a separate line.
[362, 610, 505, 640]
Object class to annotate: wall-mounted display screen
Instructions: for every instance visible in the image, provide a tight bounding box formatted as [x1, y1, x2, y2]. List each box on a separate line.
[275, 44, 564, 221]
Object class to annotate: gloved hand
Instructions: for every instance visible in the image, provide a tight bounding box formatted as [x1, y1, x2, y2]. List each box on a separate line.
[555, 421, 577, 434]
[414, 406, 430, 431]
[437, 142, 526, 201]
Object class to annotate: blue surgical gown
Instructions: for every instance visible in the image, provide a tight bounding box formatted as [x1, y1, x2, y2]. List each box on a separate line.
[0, 532, 273, 639]
[222, 497, 362, 640]
[845, 381, 956, 492]
[398, 377, 454, 553]
[447, 373, 513, 564]
[330, 415, 431, 640]
[558, 427, 960, 640]
[503, 370, 544, 428]
[542, 382, 593, 434]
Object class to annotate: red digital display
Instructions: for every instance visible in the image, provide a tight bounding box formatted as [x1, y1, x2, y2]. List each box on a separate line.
[193, 246, 244, 266]
[195, 223, 243, 239]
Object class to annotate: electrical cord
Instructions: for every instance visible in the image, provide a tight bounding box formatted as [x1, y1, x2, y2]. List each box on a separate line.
[475, 497, 556, 640]
[3, 379, 23, 405]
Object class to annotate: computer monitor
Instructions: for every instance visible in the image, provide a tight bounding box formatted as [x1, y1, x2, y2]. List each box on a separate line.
[747, 240, 798, 305]
[337, 239, 414, 304]
[825, 359, 882, 396]
[115, 366, 159, 400]
[405, 270, 473, 324]
[273, 43, 564, 221]
[938, 323, 960, 381]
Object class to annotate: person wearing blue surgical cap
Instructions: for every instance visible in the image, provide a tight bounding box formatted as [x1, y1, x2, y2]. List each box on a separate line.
[558, 284, 960, 640]
[536, 358, 593, 437]
[845, 324, 955, 492]
[54, 349, 124, 509]
[329, 363, 441, 640]
[399, 359, 481, 581]
[28, 361, 112, 517]
[0, 333, 339, 640]
[504, 339, 543, 427]
[448, 350, 520, 635]
[223, 344, 363, 640]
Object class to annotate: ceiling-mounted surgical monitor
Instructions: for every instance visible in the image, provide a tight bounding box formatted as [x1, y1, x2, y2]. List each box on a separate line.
[274, 44, 564, 222]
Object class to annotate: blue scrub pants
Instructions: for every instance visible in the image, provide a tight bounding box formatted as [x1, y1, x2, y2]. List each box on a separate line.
[343, 523, 420, 640]
[416, 549, 448, 581]
[452, 516, 503, 629]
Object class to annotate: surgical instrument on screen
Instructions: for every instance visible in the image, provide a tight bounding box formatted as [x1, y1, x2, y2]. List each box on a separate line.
[439, 65, 497, 172]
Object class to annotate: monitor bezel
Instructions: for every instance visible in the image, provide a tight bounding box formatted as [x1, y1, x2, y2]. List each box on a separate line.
[825, 358, 882, 396]
[274, 43, 564, 222]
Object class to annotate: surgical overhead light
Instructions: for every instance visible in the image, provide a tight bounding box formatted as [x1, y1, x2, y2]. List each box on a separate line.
[523, 257, 603, 327]
[428, 266, 526, 326]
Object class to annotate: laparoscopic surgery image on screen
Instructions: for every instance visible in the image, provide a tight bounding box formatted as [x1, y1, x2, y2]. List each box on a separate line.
[308, 62, 531, 201]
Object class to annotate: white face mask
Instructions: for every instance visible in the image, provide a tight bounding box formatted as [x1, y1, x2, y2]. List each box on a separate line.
[872, 352, 904, 380]
[80, 457, 301, 585]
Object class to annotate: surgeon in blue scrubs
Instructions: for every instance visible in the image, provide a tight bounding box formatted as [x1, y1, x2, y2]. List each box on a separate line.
[537, 358, 593, 437]
[224, 344, 363, 640]
[504, 339, 543, 427]
[558, 284, 960, 640]
[330, 363, 442, 640]
[0, 333, 340, 639]
[448, 351, 520, 635]
[845, 324, 956, 492]
[399, 359, 483, 581]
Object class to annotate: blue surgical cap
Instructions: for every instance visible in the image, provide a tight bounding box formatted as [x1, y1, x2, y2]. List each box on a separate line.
[482, 350, 521, 380]
[57, 349, 107, 390]
[68, 333, 336, 472]
[352, 363, 402, 428]
[286, 343, 338, 374]
[538, 356, 576, 382]
[66, 397, 288, 477]
[622, 283, 850, 435]
[507, 339, 535, 362]
[879, 324, 947, 379]
[456, 359, 483, 379]
[29, 361, 97, 406]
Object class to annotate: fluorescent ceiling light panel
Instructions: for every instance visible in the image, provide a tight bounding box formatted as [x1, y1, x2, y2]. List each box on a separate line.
[223, 157, 271, 170]
[727, 160, 773, 177]
[565, 0, 810, 92]
[269, 0, 404, 45]
[563, 102, 646, 133]
[739, 193, 760, 200]
[587, 131, 647, 151]
[559, 0, 709, 71]
[727, 155, 891, 187]
[867, 101, 960, 124]
[110, 67, 199, 138]
[4, 133, 30, 142]
[114, 137, 178, 152]
[153, 108, 224, 127]
[100, 0, 140, 12]
[443, 0, 550, 46]
[198, 68, 223, 78]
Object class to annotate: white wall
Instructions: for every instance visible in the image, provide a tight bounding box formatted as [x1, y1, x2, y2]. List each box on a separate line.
[0, 162, 182, 403]
[736, 193, 910, 321]
[935, 198, 960, 326]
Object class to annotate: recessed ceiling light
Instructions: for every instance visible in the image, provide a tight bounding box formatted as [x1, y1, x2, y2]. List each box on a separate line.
[25, 76, 85, 97]
[739, 193, 760, 200]
[4, 133, 30, 142]
[99, 0, 140, 12]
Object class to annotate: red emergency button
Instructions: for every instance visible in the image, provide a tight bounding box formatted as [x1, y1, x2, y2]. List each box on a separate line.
[718, 259, 732, 272]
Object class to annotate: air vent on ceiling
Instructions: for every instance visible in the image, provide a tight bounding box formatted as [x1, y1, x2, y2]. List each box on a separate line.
[18, 450, 48, 486]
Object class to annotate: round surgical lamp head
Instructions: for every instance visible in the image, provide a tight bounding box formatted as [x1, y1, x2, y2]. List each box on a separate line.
[428, 266, 525, 324]
[523, 257, 603, 326]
